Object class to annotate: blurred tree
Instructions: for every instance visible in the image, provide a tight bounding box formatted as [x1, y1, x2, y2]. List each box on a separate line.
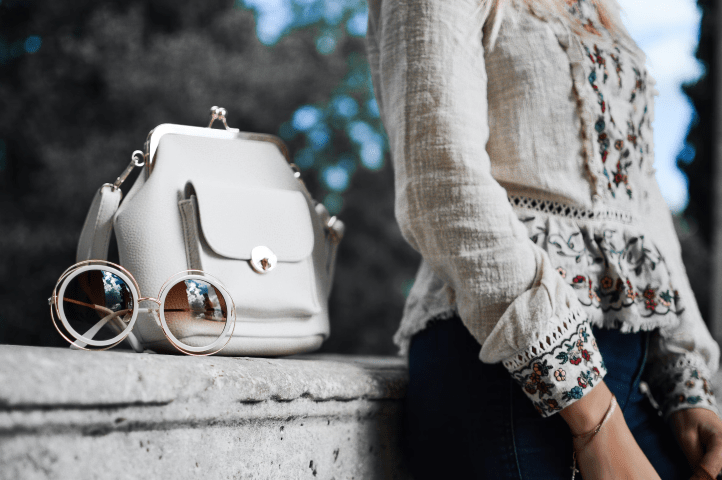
[678, 0, 715, 245]
[676, 0, 715, 322]
[0, 0, 419, 354]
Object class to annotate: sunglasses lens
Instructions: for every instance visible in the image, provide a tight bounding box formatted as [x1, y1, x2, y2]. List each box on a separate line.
[162, 279, 229, 351]
[56, 269, 135, 348]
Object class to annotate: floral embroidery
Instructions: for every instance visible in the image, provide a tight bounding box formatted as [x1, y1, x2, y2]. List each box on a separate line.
[508, 319, 606, 416]
[564, 386, 584, 400]
[659, 290, 673, 307]
[548, 230, 595, 264]
[645, 355, 718, 416]
[541, 224, 684, 317]
[609, 51, 623, 88]
[629, 67, 645, 103]
[568, 274, 681, 317]
[565, 0, 601, 36]
[564, 0, 653, 200]
[581, 40, 651, 200]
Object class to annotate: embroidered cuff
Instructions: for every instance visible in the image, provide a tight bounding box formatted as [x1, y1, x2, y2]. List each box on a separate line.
[502, 309, 607, 417]
[645, 354, 719, 420]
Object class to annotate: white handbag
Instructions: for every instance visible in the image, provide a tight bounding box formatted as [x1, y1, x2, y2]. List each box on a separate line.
[75, 107, 344, 356]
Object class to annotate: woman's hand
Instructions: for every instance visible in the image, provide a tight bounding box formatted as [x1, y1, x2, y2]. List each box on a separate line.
[670, 407, 722, 479]
[561, 381, 661, 479]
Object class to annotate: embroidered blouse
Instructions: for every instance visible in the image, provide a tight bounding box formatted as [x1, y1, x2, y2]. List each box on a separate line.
[366, 0, 720, 418]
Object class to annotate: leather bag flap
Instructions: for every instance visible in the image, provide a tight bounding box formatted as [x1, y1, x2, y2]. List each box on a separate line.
[192, 182, 315, 262]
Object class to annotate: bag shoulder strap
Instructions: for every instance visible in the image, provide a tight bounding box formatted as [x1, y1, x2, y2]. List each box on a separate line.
[76, 184, 122, 262]
[74, 183, 144, 353]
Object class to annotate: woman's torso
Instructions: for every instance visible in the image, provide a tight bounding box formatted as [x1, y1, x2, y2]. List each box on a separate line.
[382, 0, 699, 353]
[485, 0, 656, 211]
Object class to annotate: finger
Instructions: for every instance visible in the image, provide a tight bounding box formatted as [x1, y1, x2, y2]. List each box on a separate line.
[678, 428, 703, 468]
[691, 464, 716, 480]
[698, 431, 722, 477]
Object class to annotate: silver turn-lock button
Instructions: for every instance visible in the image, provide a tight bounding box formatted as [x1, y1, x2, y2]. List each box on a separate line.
[250, 246, 277, 274]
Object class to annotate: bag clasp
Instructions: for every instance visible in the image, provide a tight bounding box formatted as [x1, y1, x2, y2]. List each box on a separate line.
[250, 246, 278, 274]
[208, 106, 232, 130]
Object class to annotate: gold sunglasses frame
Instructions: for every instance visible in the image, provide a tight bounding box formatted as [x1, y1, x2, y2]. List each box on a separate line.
[50, 260, 236, 356]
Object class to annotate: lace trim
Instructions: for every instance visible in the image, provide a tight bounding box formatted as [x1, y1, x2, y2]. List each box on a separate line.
[502, 307, 607, 416]
[508, 195, 634, 224]
[645, 352, 718, 418]
[655, 352, 711, 375]
[503, 305, 588, 371]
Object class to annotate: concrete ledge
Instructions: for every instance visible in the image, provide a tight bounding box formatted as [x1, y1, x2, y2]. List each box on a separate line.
[5, 345, 719, 480]
[0, 346, 410, 480]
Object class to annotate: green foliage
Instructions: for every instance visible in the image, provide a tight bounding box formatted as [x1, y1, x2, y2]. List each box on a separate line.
[236, 0, 388, 214]
[0, 0, 419, 353]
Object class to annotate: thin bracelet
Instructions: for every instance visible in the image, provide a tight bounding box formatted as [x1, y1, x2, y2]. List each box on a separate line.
[573, 394, 617, 446]
[570, 394, 618, 480]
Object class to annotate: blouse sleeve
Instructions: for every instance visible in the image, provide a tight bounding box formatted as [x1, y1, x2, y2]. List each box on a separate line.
[641, 176, 720, 419]
[366, 0, 607, 417]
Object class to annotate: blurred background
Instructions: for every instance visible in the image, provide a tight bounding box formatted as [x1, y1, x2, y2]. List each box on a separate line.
[0, 0, 718, 354]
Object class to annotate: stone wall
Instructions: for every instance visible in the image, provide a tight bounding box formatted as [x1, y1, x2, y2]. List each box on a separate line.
[0, 346, 409, 479]
[4, 344, 722, 479]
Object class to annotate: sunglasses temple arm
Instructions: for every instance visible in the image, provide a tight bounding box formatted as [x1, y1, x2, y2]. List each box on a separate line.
[125, 331, 143, 353]
[112, 308, 155, 353]
[68, 307, 153, 352]
[123, 307, 159, 353]
[70, 311, 120, 350]
[70, 309, 142, 352]
[71, 319, 144, 353]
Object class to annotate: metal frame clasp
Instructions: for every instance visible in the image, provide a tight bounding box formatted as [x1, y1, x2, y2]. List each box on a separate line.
[208, 106, 231, 130]
[111, 150, 145, 191]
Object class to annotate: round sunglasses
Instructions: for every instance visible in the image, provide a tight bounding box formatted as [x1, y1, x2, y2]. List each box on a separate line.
[49, 260, 236, 356]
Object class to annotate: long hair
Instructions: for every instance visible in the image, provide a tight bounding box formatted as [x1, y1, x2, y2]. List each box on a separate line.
[483, 0, 628, 49]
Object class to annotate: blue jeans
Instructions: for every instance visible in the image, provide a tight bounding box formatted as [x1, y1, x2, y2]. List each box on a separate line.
[404, 315, 691, 479]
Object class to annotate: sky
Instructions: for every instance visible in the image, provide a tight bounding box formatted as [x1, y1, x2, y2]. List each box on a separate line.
[616, 0, 703, 213]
